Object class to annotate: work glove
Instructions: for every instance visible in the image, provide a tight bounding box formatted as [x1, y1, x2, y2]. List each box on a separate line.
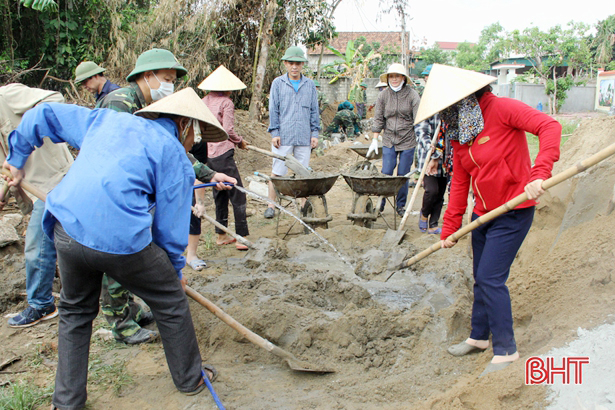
[192, 204, 206, 218]
[366, 138, 379, 158]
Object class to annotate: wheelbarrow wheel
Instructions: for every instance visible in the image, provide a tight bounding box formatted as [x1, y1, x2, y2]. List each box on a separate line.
[302, 198, 328, 233]
[352, 196, 374, 229]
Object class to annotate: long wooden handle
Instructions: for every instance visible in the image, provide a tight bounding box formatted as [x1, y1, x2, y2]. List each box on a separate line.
[385, 141, 615, 280]
[185, 286, 277, 353]
[398, 121, 441, 230]
[198, 211, 254, 249]
[246, 145, 284, 160]
[1, 168, 47, 201]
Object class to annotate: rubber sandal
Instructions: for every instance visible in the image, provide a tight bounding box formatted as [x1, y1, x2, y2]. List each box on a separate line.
[447, 341, 487, 357]
[216, 237, 236, 245]
[182, 364, 219, 396]
[235, 242, 249, 251]
[479, 361, 512, 377]
[187, 259, 207, 271]
[428, 227, 442, 234]
[418, 218, 428, 233]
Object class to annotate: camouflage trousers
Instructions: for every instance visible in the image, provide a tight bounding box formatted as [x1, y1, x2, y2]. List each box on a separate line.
[324, 116, 357, 138]
[101, 274, 147, 339]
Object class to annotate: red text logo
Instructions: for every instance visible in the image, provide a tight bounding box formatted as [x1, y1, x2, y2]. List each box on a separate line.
[525, 356, 589, 385]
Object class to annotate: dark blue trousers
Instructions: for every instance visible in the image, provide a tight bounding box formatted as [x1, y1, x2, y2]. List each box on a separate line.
[470, 207, 534, 355]
[381, 146, 415, 210]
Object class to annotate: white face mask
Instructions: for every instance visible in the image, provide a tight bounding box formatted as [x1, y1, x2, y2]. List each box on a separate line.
[390, 83, 403, 92]
[145, 72, 174, 101]
[181, 118, 202, 144]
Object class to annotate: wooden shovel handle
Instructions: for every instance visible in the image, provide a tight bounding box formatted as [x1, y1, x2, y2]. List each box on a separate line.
[246, 145, 285, 160]
[398, 121, 441, 230]
[185, 286, 277, 353]
[385, 141, 615, 280]
[1, 168, 47, 201]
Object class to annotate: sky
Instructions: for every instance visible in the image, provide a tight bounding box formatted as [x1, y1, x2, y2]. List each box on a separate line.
[334, 0, 611, 46]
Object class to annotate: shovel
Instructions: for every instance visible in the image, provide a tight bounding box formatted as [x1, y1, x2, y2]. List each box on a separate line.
[185, 286, 334, 373]
[246, 145, 311, 177]
[193, 209, 255, 250]
[384, 141, 615, 281]
[380, 121, 441, 249]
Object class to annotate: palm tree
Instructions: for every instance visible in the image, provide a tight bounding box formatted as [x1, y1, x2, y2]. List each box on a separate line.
[593, 15, 615, 66]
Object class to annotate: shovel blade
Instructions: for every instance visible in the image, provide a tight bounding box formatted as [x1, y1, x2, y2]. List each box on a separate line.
[286, 358, 335, 373]
[380, 228, 405, 250]
[284, 156, 311, 177]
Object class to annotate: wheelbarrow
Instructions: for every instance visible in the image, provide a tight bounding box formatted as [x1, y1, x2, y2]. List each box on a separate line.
[348, 143, 383, 160]
[270, 173, 339, 236]
[342, 168, 408, 229]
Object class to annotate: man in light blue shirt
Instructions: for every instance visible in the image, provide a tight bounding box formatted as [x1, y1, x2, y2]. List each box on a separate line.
[3, 88, 234, 408]
[264, 46, 319, 218]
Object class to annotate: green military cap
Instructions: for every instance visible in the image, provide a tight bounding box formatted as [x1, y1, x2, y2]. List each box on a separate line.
[360, 82, 367, 87]
[126, 48, 188, 82]
[281, 46, 308, 62]
[313, 80, 320, 87]
[75, 61, 105, 84]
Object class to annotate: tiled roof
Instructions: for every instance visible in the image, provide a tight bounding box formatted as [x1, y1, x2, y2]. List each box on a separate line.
[435, 41, 474, 50]
[308, 32, 404, 54]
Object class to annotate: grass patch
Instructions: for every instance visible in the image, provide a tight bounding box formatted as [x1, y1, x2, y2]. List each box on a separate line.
[0, 381, 53, 410]
[88, 357, 134, 397]
[526, 118, 576, 162]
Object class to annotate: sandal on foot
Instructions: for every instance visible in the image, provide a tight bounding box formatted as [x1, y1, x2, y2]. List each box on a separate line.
[187, 259, 207, 271]
[419, 218, 428, 233]
[447, 341, 487, 357]
[182, 364, 219, 396]
[479, 361, 512, 377]
[236, 242, 249, 251]
[216, 237, 236, 246]
[428, 227, 442, 234]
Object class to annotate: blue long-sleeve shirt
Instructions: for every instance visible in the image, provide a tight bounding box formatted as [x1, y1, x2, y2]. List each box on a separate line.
[7, 103, 195, 278]
[267, 74, 320, 146]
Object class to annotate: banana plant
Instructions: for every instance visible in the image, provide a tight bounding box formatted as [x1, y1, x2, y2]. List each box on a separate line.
[323, 40, 380, 100]
[19, 0, 58, 12]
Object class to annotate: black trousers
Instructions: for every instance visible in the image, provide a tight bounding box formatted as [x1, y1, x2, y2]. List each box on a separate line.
[52, 224, 203, 409]
[421, 175, 448, 228]
[207, 149, 249, 236]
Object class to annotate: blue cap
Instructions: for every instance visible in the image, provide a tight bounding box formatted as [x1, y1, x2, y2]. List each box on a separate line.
[421, 64, 433, 76]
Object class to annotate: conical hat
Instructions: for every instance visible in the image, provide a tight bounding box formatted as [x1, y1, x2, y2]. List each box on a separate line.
[135, 88, 228, 142]
[198, 65, 247, 91]
[414, 64, 496, 124]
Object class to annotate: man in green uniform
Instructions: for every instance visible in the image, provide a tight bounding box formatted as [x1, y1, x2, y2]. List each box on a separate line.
[313, 80, 328, 114]
[96, 48, 216, 344]
[324, 101, 362, 140]
[355, 82, 368, 119]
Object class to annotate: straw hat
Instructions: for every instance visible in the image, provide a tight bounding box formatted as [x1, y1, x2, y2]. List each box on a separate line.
[197, 65, 247, 91]
[375, 81, 387, 88]
[379, 63, 410, 83]
[414, 64, 496, 124]
[135, 88, 228, 142]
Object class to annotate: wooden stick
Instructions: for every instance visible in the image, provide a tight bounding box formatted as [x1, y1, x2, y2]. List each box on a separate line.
[1, 169, 47, 201]
[398, 121, 441, 230]
[195, 209, 254, 249]
[385, 141, 615, 281]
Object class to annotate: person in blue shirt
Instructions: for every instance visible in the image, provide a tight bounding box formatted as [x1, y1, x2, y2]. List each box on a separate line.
[3, 88, 235, 409]
[264, 46, 319, 218]
[74, 61, 120, 103]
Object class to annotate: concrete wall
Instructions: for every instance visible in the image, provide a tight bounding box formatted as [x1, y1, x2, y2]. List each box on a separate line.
[318, 77, 383, 105]
[320, 78, 597, 113]
[495, 83, 596, 113]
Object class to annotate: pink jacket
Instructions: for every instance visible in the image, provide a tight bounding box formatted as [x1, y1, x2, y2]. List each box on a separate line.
[203, 92, 243, 158]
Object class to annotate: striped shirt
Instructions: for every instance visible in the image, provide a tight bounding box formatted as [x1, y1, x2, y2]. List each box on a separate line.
[268, 74, 320, 146]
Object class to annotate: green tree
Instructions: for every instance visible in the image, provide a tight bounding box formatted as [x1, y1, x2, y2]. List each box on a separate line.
[323, 40, 380, 99]
[592, 15, 615, 67]
[420, 43, 451, 65]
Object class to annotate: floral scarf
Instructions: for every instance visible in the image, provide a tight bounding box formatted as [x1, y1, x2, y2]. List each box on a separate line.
[440, 94, 484, 145]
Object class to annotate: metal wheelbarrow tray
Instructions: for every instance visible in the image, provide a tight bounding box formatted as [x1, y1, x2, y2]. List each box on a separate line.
[271, 174, 339, 198]
[349, 144, 383, 160]
[341, 174, 408, 197]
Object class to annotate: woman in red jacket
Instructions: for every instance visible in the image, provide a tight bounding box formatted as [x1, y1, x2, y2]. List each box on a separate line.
[441, 84, 561, 376]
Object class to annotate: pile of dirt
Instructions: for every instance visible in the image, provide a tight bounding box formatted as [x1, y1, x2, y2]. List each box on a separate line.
[2, 114, 615, 409]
